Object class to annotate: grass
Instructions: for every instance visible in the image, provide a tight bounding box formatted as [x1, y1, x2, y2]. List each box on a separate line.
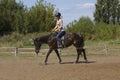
[0, 32, 120, 47]
[0, 52, 36, 60]
[0, 53, 14, 57]
[0, 32, 50, 47]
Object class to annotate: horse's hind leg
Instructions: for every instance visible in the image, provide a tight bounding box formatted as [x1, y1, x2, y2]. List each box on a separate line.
[82, 49, 88, 62]
[76, 49, 82, 63]
[54, 49, 62, 63]
[76, 48, 87, 63]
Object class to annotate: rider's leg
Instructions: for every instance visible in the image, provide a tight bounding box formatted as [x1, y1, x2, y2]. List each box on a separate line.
[56, 31, 63, 47]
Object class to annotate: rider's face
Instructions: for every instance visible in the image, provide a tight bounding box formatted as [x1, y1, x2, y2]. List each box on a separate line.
[55, 16, 60, 20]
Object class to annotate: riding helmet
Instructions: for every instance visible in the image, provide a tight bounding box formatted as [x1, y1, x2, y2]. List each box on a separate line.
[55, 12, 61, 17]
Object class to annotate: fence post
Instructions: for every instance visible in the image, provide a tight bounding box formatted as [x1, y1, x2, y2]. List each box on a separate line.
[15, 47, 18, 56]
[105, 45, 108, 56]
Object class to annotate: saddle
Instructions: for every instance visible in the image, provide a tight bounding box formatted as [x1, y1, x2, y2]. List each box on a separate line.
[50, 32, 70, 48]
[60, 33, 70, 48]
[61, 33, 69, 40]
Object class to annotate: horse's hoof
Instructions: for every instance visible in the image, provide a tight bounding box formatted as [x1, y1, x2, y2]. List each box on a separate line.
[59, 60, 62, 63]
[59, 61, 62, 64]
[75, 61, 78, 64]
[45, 63, 48, 65]
[85, 60, 88, 63]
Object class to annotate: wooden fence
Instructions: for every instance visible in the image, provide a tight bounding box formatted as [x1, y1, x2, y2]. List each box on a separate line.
[0, 45, 120, 56]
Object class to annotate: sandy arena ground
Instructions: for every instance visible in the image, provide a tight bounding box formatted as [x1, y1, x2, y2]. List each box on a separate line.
[0, 55, 120, 80]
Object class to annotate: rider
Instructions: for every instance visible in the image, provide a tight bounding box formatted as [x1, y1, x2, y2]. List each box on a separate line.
[53, 12, 65, 48]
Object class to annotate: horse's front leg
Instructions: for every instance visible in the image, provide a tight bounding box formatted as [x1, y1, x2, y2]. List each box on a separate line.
[45, 48, 53, 65]
[82, 49, 88, 62]
[54, 49, 62, 63]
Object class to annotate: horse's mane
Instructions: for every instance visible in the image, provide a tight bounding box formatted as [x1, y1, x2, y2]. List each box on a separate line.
[34, 34, 52, 43]
[34, 33, 58, 43]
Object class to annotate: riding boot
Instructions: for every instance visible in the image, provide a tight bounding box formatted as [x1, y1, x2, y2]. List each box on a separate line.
[58, 44, 64, 49]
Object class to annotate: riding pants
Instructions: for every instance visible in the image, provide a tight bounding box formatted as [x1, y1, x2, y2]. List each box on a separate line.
[56, 31, 65, 46]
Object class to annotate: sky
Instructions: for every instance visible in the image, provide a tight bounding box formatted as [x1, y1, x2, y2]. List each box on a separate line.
[16, 0, 97, 26]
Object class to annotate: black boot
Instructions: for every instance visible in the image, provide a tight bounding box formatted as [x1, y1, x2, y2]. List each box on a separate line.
[58, 45, 64, 49]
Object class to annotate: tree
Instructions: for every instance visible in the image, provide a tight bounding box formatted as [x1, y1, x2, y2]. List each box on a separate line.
[66, 17, 94, 39]
[117, 3, 120, 24]
[94, 0, 120, 24]
[27, 0, 55, 33]
[0, 0, 56, 35]
[0, 0, 26, 35]
[45, 2, 56, 31]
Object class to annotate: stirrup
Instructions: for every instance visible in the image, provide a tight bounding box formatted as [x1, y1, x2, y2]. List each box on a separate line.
[58, 45, 64, 49]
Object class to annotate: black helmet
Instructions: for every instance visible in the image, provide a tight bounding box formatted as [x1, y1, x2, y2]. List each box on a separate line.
[55, 12, 61, 17]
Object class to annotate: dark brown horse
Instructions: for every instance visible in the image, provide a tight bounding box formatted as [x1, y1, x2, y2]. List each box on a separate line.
[33, 33, 87, 64]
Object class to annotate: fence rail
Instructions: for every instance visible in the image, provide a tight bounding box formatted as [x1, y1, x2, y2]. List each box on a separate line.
[0, 45, 120, 56]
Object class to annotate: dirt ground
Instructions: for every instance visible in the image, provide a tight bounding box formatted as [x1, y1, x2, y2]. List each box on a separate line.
[0, 55, 120, 80]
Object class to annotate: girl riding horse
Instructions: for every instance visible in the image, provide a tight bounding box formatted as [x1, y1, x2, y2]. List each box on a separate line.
[52, 12, 65, 48]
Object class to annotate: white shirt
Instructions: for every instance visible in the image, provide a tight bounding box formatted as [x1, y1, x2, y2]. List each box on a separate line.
[54, 19, 64, 31]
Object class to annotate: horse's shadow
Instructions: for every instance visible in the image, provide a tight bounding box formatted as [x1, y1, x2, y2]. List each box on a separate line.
[61, 61, 96, 65]
[38, 61, 96, 65]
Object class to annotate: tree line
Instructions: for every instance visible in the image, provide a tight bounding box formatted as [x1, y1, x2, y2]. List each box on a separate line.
[94, 0, 120, 24]
[0, 0, 55, 35]
[67, 0, 120, 40]
[0, 0, 120, 40]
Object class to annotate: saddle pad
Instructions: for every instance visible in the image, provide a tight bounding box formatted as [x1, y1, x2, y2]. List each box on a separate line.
[61, 33, 69, 40]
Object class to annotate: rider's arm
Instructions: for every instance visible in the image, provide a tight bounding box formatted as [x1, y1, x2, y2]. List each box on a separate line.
[52, 19, 63, 32]
[57, 19, 63, 30]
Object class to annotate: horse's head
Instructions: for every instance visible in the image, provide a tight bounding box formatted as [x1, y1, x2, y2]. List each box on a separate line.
[33, 38, 42, 55]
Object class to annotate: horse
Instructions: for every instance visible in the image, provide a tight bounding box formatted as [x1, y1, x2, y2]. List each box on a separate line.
[33, 33, 87, 64]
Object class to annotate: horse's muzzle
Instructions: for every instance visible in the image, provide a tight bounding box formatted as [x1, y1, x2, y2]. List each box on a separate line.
[35, 50, 39, 53]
